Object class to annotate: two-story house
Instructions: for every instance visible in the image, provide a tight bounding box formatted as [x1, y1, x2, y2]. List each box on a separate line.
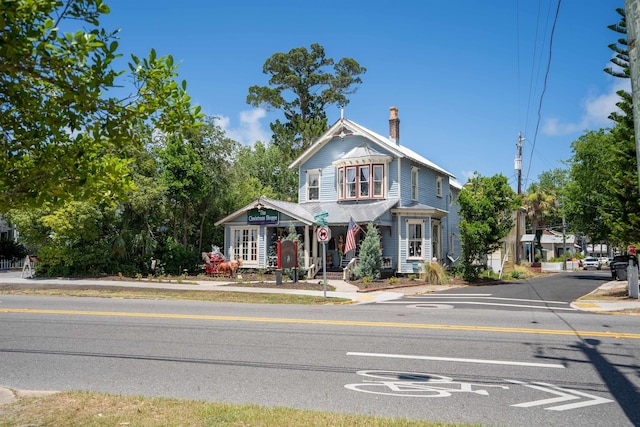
[215, 107, 462, 279]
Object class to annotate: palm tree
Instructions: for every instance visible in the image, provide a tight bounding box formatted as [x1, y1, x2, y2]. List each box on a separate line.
[523, 183, 556, 261]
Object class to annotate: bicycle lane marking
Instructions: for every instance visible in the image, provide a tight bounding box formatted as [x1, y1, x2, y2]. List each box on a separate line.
[344, 370, 614, 411]
[344, 370, 509, 398]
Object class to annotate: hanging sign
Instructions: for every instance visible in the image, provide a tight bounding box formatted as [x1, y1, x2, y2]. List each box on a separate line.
[247, 208, 279, 225]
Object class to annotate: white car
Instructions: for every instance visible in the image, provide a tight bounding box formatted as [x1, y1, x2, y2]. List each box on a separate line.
[582, 257, 601, 270]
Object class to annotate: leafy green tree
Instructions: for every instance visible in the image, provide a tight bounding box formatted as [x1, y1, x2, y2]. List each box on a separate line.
[156, 133, 209, 248]
[565, 130, 615, 244]
[189, 117, 241, 251]
[0, 0, 201, 212]
[458, 173, 519, 281]
[354, 223, 381, 280]
[565, 8, 639, 247]
[10, 200, 121, 276]
[233, 141, 298, 201]
[247, 43, 366, 157]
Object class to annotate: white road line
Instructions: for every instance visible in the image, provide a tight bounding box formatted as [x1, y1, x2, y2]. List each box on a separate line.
[379, 301, 577, 310]
[347, 352, 565, 369]
[408, 296, 569, 305]
[408, 294, 493, 297]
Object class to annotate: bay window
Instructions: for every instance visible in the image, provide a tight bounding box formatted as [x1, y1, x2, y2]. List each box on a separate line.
[337, 163, 384, 200]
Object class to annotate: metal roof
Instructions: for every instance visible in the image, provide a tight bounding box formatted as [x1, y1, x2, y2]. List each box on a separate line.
[290, 117, 456, 178]
[300, 198, 399, 226]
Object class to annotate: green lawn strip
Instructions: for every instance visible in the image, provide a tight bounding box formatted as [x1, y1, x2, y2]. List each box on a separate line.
[0, 391, 478, 427]
[0, 288, 349, 305]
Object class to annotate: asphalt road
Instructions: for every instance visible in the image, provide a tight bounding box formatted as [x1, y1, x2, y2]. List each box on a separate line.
[380, 269, 615, 312]
[1, 272, 639, 426]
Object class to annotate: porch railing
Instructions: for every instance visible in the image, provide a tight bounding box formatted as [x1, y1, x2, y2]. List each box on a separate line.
[0, 258, 24, 270]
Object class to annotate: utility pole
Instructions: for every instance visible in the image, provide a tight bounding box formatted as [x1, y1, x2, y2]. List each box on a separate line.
[514, 132, 525, 264]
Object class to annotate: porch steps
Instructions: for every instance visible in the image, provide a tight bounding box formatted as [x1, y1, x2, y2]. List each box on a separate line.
[314, 270, 344, 280]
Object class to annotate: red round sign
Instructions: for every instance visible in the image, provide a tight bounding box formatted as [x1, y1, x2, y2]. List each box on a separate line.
[317, 227, 330, 242]
[628, 245, 637, 255]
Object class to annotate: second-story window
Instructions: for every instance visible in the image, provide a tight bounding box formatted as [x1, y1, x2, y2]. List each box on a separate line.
[307, 170, 319, 201]
[359, 166, 369, 197]
[411, 167, 419, 201]
[436, 177, 443, 198]
[337, 164, 385, 200]
[373, 165, 383, 197]
[346, 167, 357, 198]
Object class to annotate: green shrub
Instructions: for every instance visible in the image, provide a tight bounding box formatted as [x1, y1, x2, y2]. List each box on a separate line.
[361, 276, 373, 288]
[387, 276, 398, 286]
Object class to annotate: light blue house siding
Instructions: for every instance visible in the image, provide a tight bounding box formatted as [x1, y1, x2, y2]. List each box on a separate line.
[216, 108, 462, 279]
[298, 135, 400, 203]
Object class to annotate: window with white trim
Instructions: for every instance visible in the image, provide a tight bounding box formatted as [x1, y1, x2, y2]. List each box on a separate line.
[432, 222, 440, 260]
[407, 220, 423, 259]
[436, 177, 443, 198]
[233, 227, 259, 264]
[449, 233, 455, 256]
[346, 167, 357, 198]
[411, 167, 419, 201]
[359, 165, 369, 197]
[373, 165, 383, 197]
[338, 168, 344, 199]
[307, 170, 320, 201]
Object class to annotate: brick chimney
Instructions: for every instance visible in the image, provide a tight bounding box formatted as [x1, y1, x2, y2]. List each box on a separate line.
[389, 106, 400, 144]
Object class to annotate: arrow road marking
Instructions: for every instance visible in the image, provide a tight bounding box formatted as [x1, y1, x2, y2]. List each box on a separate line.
[508, 380, 613, 411]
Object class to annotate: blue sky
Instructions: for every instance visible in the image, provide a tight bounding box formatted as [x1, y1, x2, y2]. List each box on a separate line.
[101, 0, 626, 190]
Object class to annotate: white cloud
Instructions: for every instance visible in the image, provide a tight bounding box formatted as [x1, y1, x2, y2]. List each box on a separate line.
[214, 107, 272, 146]
[459, 170, 476, 182]
[542, 79, 630, 136]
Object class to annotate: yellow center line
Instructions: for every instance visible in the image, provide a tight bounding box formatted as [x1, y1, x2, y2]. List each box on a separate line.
[3, 308, 640, 339]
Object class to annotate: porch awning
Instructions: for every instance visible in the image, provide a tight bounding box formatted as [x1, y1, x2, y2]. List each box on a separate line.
[301, 198, 399, 226]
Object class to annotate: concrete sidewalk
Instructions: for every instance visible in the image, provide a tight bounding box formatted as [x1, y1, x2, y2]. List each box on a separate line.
[571, 279, 640, 314]
[0, 269, 405, 304]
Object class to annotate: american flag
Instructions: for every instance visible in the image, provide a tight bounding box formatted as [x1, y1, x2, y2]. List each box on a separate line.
[344, 217, 361, 253]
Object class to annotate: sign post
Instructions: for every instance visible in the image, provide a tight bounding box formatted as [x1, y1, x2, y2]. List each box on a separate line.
[317, 226, 330, 297]
[314, 211, 330, 297]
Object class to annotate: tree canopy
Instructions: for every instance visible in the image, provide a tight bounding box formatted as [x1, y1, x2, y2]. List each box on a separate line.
[564, 8, 639, 247]
[0, 0, 201, 212]
[458, 173, 519, 281]
[247, 43, 366, 157]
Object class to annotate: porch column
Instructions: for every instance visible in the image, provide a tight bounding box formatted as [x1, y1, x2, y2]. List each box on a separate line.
[304, 225, 310, 269]
[312, 225, 318, 260]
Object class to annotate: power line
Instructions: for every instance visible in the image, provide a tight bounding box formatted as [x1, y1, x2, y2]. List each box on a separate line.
[525, 0, 562, 186]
